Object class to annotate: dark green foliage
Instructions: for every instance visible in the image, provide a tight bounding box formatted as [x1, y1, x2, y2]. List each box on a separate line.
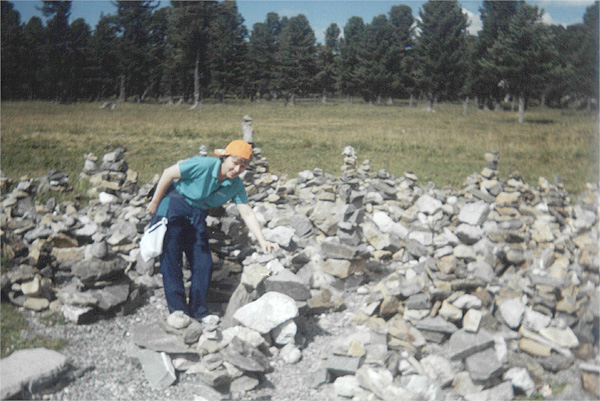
[413, 0, 469, 108]
[0, 0, 596, 109]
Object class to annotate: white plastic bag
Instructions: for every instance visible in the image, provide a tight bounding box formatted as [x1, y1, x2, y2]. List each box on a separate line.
[140, 217, 168, 262]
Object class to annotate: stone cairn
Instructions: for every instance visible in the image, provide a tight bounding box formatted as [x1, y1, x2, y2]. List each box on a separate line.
[1, 144, 599, 399]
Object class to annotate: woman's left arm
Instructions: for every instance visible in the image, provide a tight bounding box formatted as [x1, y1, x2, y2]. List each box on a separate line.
[236, 203, 279, 253]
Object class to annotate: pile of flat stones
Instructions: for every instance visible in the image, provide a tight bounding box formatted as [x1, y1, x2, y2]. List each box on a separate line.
[0, 145, 598, 400]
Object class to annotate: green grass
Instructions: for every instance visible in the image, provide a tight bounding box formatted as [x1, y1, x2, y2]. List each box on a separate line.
[1, 99, 598, 195]
[1, 303, 68, 359]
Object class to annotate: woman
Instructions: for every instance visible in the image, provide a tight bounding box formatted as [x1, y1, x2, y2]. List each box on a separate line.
[146, 140, 278, 320]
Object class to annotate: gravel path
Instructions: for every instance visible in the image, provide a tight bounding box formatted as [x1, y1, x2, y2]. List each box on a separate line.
[25, 287, 360, 401]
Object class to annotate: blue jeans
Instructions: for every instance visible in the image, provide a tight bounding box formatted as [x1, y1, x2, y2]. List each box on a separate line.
[155, 190, 213, 319]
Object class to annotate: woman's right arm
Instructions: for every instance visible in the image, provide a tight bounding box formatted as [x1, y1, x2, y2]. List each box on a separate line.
[146, 164, 182, 215]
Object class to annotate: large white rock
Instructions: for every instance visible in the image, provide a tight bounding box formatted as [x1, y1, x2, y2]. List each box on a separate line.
[233, 292, 298, 334]
[458, 201, 490, 226]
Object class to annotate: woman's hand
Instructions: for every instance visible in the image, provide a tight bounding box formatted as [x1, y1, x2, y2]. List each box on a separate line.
[260, 240, 280, 254]
[146, 200, 159, 215]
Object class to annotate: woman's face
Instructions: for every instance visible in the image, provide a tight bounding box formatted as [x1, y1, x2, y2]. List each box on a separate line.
[221, 155, 249, 180]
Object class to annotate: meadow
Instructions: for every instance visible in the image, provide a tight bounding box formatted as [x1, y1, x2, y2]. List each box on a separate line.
[1, 100, 598, 196]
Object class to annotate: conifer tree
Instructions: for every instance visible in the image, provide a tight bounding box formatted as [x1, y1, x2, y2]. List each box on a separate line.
[339, 16, 365, 101]
[208, 0, 248, 102]
[248, 12, 285, 100]
[114, 0, 157, 102]
[88, 14, 119, 99]
[480, 3, 559, 123]
[1, 1, 26, 99]
[315, 23, 340, 103]
[413, 0, 468, 111]
[276, 14, 317, 105]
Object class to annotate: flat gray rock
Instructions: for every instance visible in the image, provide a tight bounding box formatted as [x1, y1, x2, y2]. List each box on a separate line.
[0, 348, 69, 400]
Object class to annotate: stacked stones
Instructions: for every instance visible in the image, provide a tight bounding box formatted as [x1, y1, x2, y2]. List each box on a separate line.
[1, 144, 598, 399]
[80, 148, 139, 203]
[1, 149, 154, 323]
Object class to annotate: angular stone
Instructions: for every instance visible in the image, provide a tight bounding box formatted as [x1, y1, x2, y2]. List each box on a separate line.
[420, 355, 454, 387]
[321, 239, 357, 260]
[504, 367, 536, 397]
[230, 375, 259, 393]
[448, 328, 495, 360]
[264, 269, 311, 301]
[0, 348, 69, 400]
[415, 316, 458, 335]
[321, 258, 353, 279]
[241, 264, 270, 291]
[465, 348, 503, 383]
[452, 371, 483, 396]
[333, 375, 361, 398]
[325, 355, 362, 376]
[539, 326, 579, 348]
[519, 338, 551, 357]
[496, 191, 521, 207]
[464, 381, 514, 401]
[130, 324, 193, 354]
[415, 194, 443, 215]
[233, 291, 298, 334]
[439, 300, 463, 322]
[498, 298, 525, 329]
[71, 258, 127, 285]
[136, 348, 176, 389]
[458, 201, 490, 226]
[263, 225, 295, 248]
[462, 309, 483, 333]
[222, 338, 270, 373]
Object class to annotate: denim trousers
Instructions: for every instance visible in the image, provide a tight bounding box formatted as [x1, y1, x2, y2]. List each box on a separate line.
[155, 190, 213, 319]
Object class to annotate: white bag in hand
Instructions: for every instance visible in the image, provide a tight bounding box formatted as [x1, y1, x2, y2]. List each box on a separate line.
[140, 217, 168, 262]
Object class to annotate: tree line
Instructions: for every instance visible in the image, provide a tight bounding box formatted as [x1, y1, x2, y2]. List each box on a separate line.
[2, 0, 598, 120]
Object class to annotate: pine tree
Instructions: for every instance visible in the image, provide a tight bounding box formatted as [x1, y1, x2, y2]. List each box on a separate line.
[315, 23, 340, 103]
[387, 5, 415, 101]
[339, 17, 365, 101]
[114, 0, 157, 102]
[88, 14, 119, 99]
[208, 0, 248, 103]
[471, 0, 522, 109]
[40, 0, 72, 102]
[22, 17, 46, 99]
[169, 1, 217, 106]
[276, 14, 317, 105]
[1, 1, 26, 99]
[480, 3, 559, 123]
[413, 0, 468, 111]
[248, 12, 285, 100]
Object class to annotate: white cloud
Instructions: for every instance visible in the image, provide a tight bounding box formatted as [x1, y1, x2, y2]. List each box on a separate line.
[462, 7, 482, 34]
[541, 11, 564, 26]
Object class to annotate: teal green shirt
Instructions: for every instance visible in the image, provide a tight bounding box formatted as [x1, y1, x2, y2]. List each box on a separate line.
[173, 156, 248, 210]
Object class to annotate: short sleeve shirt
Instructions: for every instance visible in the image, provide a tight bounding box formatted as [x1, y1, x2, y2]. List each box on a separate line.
[173, 156, 248, 210]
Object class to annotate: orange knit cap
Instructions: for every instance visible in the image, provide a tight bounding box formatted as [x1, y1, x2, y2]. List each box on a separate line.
[214, 140, 252, 160]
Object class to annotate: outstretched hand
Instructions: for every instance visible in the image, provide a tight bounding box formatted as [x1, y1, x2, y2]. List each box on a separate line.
[260, 240, 279, 253]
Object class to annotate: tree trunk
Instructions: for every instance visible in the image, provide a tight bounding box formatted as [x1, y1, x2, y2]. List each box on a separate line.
[321, 90, 327, 104]
[518, 95, 525, 124]
[191, 53, 202, 109]
[118, 75, 126, 103]
[409, 94, 415, 108]
[463, 96, 469, 115]
[474, 96, 479, 109]
[424, 92, 434, 112]
[387, 97, 394, 105]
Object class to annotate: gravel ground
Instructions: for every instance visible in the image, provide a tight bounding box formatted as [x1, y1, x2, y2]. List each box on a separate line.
[23, 285, 597, 401]
[24, 287, 360, 401]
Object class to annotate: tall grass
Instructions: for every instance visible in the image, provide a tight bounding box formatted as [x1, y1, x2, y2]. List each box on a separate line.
[1, 100, 597, 194]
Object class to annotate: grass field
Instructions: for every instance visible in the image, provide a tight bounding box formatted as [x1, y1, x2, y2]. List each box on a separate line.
[1, 100, 598, 195]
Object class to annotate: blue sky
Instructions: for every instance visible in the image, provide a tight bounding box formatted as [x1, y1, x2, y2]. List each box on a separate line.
[11, 0, 596, 43]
